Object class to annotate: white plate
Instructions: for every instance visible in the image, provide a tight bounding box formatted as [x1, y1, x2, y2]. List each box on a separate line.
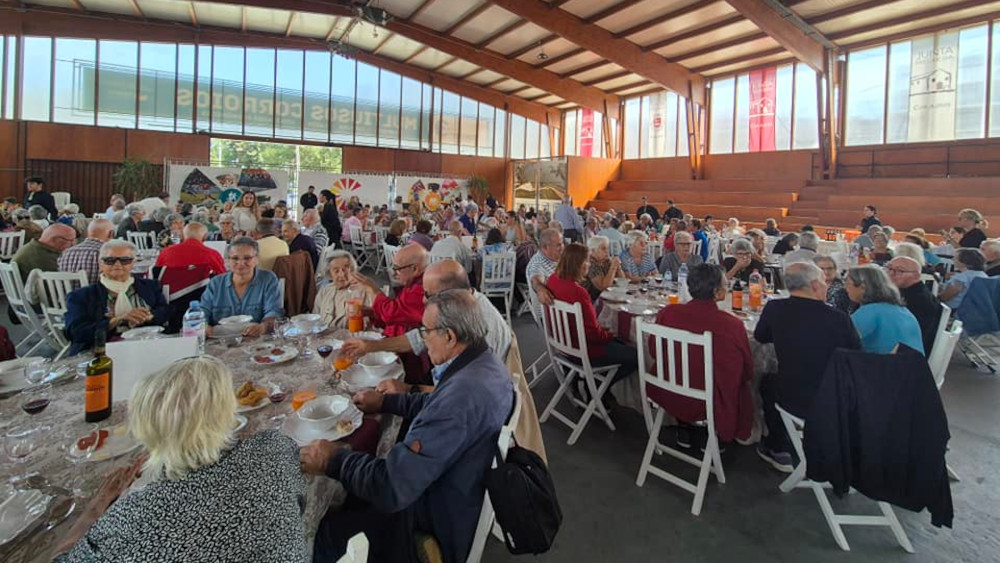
[121, 326, 165, 340]
[233, 414, 248, 433]
[281, 403, 363, 446]
[71, 423, 142, 463]
[248, 346, 299, 366]
[234, 383, 272, 413]
[0, 357, 43, 396]
[340, 363, 404, 393]
[0, 489, 51, 545]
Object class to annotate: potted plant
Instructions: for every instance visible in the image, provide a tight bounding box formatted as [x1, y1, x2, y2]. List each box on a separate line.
[466, 175, 489, 206]
[113, 158, 162, 201]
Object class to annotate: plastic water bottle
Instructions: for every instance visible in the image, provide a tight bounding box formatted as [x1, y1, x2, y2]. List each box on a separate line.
[662, 269, 672, 288]
[678, 263, 688, 287]
[182, 300, 207, 354]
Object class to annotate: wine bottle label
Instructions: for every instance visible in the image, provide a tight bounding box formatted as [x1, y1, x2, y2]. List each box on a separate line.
[86, 374, 111, 412]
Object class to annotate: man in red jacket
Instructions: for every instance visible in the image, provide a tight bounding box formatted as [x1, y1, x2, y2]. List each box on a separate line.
[155, 222, 226, 275]
[352, 243, 428, 338]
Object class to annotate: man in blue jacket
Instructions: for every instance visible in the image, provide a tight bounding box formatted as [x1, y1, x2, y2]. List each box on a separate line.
[302, 289, 513, 563]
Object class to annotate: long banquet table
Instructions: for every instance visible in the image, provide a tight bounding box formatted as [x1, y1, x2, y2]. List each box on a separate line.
[0, 332, 401, 562]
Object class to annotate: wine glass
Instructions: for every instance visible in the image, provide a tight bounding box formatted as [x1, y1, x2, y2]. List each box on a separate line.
[266, 382, 289, 429]
[271, 317, 289, 343]
[62, 425, 98, 497]
[4, 426, 40, 474]
[20, 383, 52, 423]
[24, 358, 51, 386]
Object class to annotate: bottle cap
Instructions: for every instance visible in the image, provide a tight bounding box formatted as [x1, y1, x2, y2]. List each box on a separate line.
[190, 300, 200, 307]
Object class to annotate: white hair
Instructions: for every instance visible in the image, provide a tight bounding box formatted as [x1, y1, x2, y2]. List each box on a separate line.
[626, 230, 648, 248]
[893, 241, 925, 267]
[318, 248, 358, 282]
[587, 235, 609, 251]
[798, 231, 820, 251]
[99, 239, 136, 258]
[784, 261, 824, 291]
[130, 357, 236, 481]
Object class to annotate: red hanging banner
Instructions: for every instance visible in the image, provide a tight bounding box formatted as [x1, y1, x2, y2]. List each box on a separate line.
[580, 108, 594, 157]
[748, 67, 777, 152]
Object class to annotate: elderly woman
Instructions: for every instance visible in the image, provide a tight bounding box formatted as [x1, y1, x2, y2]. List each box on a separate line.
[200, 237, 284, 337]
[29, 204, 51, 228]
[723, 217, 744, 237]
[746, 229, 768, 262]
[904, 232, 941, 267]
[115, 203, 146, 238]
[955, 208, 987, 248]
[939, 248, 988, 310]
[158, 212, 186, 248]
[64, 240, 168, 355]
[845, 265, 924, 355]
[232, 191, 260, 233]
[619, 230, 657, 281]
[582, 235, 621, 300]
[770, 232, 799, 256]
[54, 357, 306, 562]
[723, 238, 766, 283]
[892, 241, 926, 269]
[211, 212, 237, 242]
[385, 219, 407, 246]
[659, 230, 703, 280]
[139, 206, 169, 236]
[871, 232, 893, 265]
[314, 250, 373, 328]
[814, 255, 852, 313]
[638, 213, 655, 234]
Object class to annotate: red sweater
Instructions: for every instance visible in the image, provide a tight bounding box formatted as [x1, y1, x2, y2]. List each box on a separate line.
[155, 238, 226, 276]
[651, 299, 754, 443]
[372, 275, 424, 337]
[546, 274, 614, 358]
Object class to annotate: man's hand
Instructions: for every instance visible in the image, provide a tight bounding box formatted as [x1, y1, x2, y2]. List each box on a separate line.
[376, 379, 409, 395]
[242, 323, 266, 338]
[352, 389, 384, 414]
[299, 439, 348, 475]
[350, 272, 379, 297]
[536, 284, 554, 306]
[341, 338, 370, 359]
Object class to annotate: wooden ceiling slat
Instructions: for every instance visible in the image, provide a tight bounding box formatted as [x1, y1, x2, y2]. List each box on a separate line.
[583, 0, 649, 25]
[403, 44, 429, 64]
[691, 46, 784, 73]
[284, 12, 295, 37]
[187, 2, 198, 27]
[612, 0, 717, 39]
[128, 0, 144, 19]
[559, 59, 612, 78]
[537, 47, 585, 68]
[641, 14, 745, 53]
[724, 0, 827, 71]
[506, 33, 559, 60]
[407, 0, 439, 22]
[581, 68, 632, 86]
[441, 2, 493, 35]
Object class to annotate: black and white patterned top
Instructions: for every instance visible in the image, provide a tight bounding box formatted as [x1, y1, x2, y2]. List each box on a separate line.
[55, 430, 307, 563]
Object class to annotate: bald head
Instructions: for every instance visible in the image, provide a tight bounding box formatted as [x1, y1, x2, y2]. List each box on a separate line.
[391, 243, 429, 287]
[302, 208, 319, 227]
[448, 220, 463, 237]
[87, 218, 114, 242]
[40, 223, 77, 251]
[183, 221, 208, 242]
[424, 259, 470, 296]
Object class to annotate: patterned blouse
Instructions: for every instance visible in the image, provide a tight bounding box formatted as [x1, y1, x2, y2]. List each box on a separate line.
[584, 256, 612, 301]
[106, 288, 150, 336]
[619, 249, 657, 278]
[56, 431, 307, 563]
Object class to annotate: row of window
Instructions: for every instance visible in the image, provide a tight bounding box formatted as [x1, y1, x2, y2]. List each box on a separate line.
[0, 36, 554, 160]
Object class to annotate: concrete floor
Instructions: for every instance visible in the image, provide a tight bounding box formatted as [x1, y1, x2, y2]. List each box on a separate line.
[482, 315, 1000, 563]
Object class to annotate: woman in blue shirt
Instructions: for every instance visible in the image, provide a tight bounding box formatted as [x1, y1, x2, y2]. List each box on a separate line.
[619, 230, 657, 280]
[845, 265, 924, 355]
[201, 237, 285, 337]
[691, 218, 710, 262]
[939, 248, 989, 310]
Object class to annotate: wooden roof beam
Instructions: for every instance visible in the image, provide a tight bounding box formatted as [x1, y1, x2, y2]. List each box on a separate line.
[127, 0, 144, 19]
[724, 0, 829, 72]
[506, 33, 559, 60]
[187, 2, 198, 27]
[491, 0, 706, 105]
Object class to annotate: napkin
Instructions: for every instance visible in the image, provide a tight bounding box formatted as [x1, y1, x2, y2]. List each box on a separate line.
[106, 336, 199, 402]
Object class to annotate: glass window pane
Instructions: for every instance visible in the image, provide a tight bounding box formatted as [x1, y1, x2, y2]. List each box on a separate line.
[956, 25, 988, 139]
[275, 50, 303, 139]
[564, 109, 578, 156]
[478, 103, 494, 156]
[540, 125, 551, 158]
[774, 64, 793, 150]
[709, 77, 735, 154]
[53, 38, 96, 125]
[990, 24, 1000, 136]
[639, 97, 650, 158]
[624, 97, 639, 159]
[525, 119, 540, 159]
[734, 74, 750, 153]
[664, 92, 679, 156]
[174, 44, 194, 132]
[138, 42, 176, 131]
[794, 63, 819, 149]
[845, 46, 886, 146]
[440, 91, 459, 154]
[22, 37, 52, 122]
[98, 40, 137, 128]
[460, 97, 477, 155]
[510, 114, 525, 159]
[330, 55, 354, 144]
[208, 46, 242, 134]
[354, 63, 378, 146]
[304, 51, 330, 142]
[400, 78, 421, 149]
[494, 109, 506, 158]
[677, 97, 689, 157]
[196, 45, 212, 132]
[377, 70, 401, 148]
[244, 48, 274, 138]
[4, 37, 17, 120]
[885, 42, 911, 143]
[592, 112, 604, 158]
[420, 83, 431, 150]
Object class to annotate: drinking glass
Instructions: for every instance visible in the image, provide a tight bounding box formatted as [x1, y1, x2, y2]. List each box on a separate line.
[266, 383, 289, 429]
[271, 317, 289, 343]
[4, 426, 39, 467]
[24, 358, 51, 385]
[20, 383, 52, 422]
[62, 425, 98, 497]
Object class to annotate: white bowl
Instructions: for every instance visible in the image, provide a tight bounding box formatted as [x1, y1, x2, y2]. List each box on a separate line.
[612, 278, 629, 289]
[358, 352, 397, 377]
[295, 395, 350, 432]
[219, 315, 253, 325]
[292, 313, 322, 325]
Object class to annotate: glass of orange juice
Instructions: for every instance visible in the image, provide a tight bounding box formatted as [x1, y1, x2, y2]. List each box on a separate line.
[668, 293, 680, 305]
[333, 351, 354, 371]
[291, 390, 317, 411]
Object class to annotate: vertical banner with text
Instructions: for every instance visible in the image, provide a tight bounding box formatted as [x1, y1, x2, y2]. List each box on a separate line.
[579, 108, 595, 157]
[649, 92, 668, 157]
[748, 67, 777, 152]
[908, 31, 959, 143]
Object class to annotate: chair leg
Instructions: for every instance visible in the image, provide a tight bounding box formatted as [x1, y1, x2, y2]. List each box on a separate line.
[586, 367, 618, 432]
[636, 408, 664, 487]
[691, 444, 714, 516]
[879, 501, 915, 554]
[539, 369, 575, 425]
[812, 484, 852, 551]
[709, 434, 725, 485]
[946, 463, 961, 482]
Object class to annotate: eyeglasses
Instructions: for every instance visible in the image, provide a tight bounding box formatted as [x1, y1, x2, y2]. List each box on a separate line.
[100, 256, 134, 265]
[391, 263, 416, 272]
[418, 325, 449, 339]
[886, 267, 918, 275]
[228, 255, 256, 262]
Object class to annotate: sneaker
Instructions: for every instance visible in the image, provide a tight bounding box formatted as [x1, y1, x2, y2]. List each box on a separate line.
[756, 445, 795, 474]
[675, 426, 692, 449]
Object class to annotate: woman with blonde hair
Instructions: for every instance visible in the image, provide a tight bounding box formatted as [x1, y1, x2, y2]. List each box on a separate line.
[55, 356, 306, 561]
[231, 191, 260, 233]
[385, 218, 406, 246]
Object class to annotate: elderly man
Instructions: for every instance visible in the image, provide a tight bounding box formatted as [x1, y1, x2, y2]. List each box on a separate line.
[200, 237, 284, 337]
[281, 219, 319, 268]
[658, 230, 703, 279]
[103, 193, 124, 220]
[754, 262, 860, 472]
[853, 224, 883, 251]
[430, 220, 474, 271]
[28, 205, 51, 228]
[784, 231, 820, 263]
[526, 228, 565, 310]
[303, 290, 513, 563]
[353, 243, 428, 338]
[300, 208, 329, 249]
[457, 203, 477, 236]
[13, 223, 77, 283]
[116, 203, 146, 239]
[58, 218, 115, 285]
[138, 206, 169, 236]
[155, 222, 226, 275]
[251, 218, 289, 271]
[981, 239, 1000, 276]
[554, 196, 584, 243]
[887, 256, 942, 355]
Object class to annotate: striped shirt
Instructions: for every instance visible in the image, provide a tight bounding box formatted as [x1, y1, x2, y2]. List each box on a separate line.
[57, 238, 103, 285]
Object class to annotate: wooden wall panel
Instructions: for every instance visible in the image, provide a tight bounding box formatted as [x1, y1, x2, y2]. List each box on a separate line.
[26, 122, 126, 163]
[567, 156, 620, 208]
[341, 147, 398, 173]
[23, 159, 163, 215]
[621, 157, 691, 181]
[125, 130, 210, 162]
[703, 151, 813, 180]
[440, 154, 507, 202]
[393, 151, 441, 174]
[0, 121, 21, 198]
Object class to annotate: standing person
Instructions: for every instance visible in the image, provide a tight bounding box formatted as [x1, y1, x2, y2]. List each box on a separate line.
[636, 196, 660, 223]
[663, 199, 683, 221]
[299, 185, 318, 211]
[58, 218, 115, 285]
[231, 191, 260, 233]
[858, 205, 882, 233]
[954, 208, 987, 248]
[554, 196, 584, 243]
[22, 176, 57, 221]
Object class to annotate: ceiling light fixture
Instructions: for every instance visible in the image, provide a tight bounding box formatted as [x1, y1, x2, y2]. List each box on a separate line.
[536, 42, 549, 62]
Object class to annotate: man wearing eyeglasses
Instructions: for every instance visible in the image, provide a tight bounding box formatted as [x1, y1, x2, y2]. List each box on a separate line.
[12, 223, 77, 284]
[351, 243, 428, 340]
[887, 256, 941, 355]
[303, 289, 513, 563]
[200, 237, 284, 338]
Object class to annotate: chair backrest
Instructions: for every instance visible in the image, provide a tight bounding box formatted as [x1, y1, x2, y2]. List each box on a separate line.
[929, 309, 961, 390]
[38, 271, 88, 311]
[158, 264, 213, 301]
[373, 226, 387, 245]
[0, 230, 25, 260]
[691, 239, 703, 258]
[428, 251, 450, 264]
[278, 277, 286, 305]
[481, 251, 516, 293]
[127, 231, 153, 251]
[635, 319, 715, 430]
[0, 261, 30, 310]
[382, 243, 399, 271]
[707, 236, 721, 265]
[540, 299, 591, 366]
[646, 242, 663, 263]
[349, 225, 365, 247]
[609, 239, 623, 258]
[336, 534, 369, 563]
[52, 192, 71, 210]
[921, 273, 940, 296]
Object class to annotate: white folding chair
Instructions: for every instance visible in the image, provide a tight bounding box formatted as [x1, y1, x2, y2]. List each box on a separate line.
[538, 299, 619, 445]
[349, 226, 376, 271]
[336, 533, 369, 563]
[466, 373, 523, 563]
[382, 243, 400, 277]
[373, 227, 388, 274]
[706, 236, 722, 265]
[428, 251, 450, 265]
[776, 405, 915, 553]
[634, 320, 724, 516]
[921, 273, 939, 296]
[514, 282, 533, 317]
[0, 262, 51, 355]
[278, 278, 286, 306]
[480, 252, 516, 320]
[928, 308, 963, 482]
[37, 271, 88, 360]
[522, 288, 554, 389]
[0, 230, 25, 260]
[691, 239, 703, 259]
[126, 231, 154, 251]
